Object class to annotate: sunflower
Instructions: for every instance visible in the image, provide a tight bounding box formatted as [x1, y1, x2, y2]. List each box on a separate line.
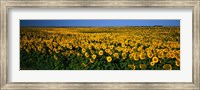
[150, 61, 155, 66]
[128, 64, 136, 70]
[163, 64, 172, 70]
[147, 51, 154, 58]
[53, 48, 59, 53]
[133, 53, 139, 61]
[85, 52, 89, 58]
[106, 56, 112, 62]
[69, 50, 74, 54]
[113, 53, 119, 59]
[139, 52, 146, 60]
[105, 49, 110, 53]
[98, 50, 103, 56]
[152, 56, 159, 63]
[88, 45, 92, 50]
[175, 60, 180, 67]
[81, 62, 87, 67]
[82, 48, 86, 53]
[176, 50, 180, 54]
[89, 58, 95, 63]
[158, 51, 164, 59]
[163, 48, 169, 52]
[90, 50, 95, 54]
[123, 49, 129, 53]
[140, 64, 147, 69]
[169, 52, 175, 58]
[108, 50, 113, 55]
[129, 53, 134, 60]
[76, 52, 81, 57]
[68, 45, 73, 50]
[166, 52, 171, 58]
[175, 53, 180, 61]
[54, 55, 58, 60]
[145, 48, 150, 52]
[121, 43, 125, 47]
[122, 52, 127, 60]
[92, 54, 97, 59]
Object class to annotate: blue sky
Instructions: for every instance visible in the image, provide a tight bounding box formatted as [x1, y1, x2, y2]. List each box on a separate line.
[20, 20, 180, 27]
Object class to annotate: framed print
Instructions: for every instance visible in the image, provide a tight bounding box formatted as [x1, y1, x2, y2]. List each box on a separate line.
[0, 0, 200, 90]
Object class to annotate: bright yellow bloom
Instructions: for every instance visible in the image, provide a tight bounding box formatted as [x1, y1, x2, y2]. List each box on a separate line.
[77, 52, 81, 57]
[82, 48, 86, 53]
[105, 49, 110, 53]
[169, 52, 175, 58]
[158, 51, 164, 59]
[98, 50, 103, 55]
[89, 58, 95, 63]
[139, 52, 146, 60]
[152, 56, 159, 63]
[85, 52, 89, 58]
[129, 53, 134, 60]
[147, 51, 154, 58]
[113, 53, 119, 59]
[175, 60, 180, 67]
[133, 53, 139, 61]
[166, 52, 171, 58]
[122, 52, 127, 60]
[20, 26, 180, 70]
[150, 61, 155, 66]
[108, 50, 113, 55]
[90, 50, 95, 54]
[92, 54, 97, 59]
[175, 53, 180, 61]
[69, 50, 74, 54]
[106, 56, 112, 62]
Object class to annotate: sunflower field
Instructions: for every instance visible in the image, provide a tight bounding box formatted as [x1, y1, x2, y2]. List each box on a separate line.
[20, 26, 180, 70]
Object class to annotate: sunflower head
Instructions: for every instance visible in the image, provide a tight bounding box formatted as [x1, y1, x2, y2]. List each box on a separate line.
[152, 56, 159, 63]
[175, 60, 180, 67]
[85, 52, 89, 58]
[158, 51, 164, 59]
[54, 55, 58, 60]
[166, 52, 171, 58]
[122, 52, 127, 60]
[77, 52, 81, 57]
[140, 64, 147, 69]
[90, 50, 95, 54]
[175, 53, 180, 61]
[113, 53, 119, 58]
[133, 53, 139, 61]
[150, 61, 155, 66]
[82, 48, 86, 53]
[106, 56, 112, 62]
[92, 54, 97, 59]
[108, 50, 113, 55]
[128, 64, 136, 70]
[163, 64, 172, 70]
[170, 52, 175, 58]
[163, 48, 169, 52]
[147, 51, 154, 58]
[139, 52, 146, 60]
[89, 58, 95, 63]
[98, 50, 103, 56]
[129, 53, 134, 60]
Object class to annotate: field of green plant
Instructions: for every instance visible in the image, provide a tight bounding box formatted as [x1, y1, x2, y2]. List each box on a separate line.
[20, 26, 180, 70]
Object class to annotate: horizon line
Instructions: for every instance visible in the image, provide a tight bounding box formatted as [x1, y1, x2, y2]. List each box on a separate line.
[20, 25, 180, 27]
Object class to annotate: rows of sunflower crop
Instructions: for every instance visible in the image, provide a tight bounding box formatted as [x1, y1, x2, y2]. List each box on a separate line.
[20, 27, 180, 70]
